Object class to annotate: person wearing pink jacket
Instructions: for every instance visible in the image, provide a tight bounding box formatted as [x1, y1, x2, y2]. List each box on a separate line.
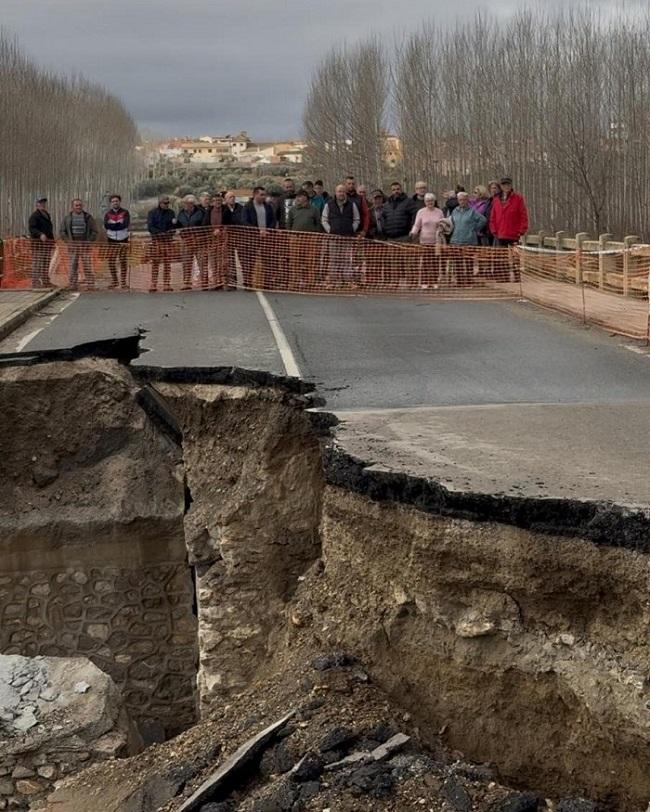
[410, 193, 445, 288]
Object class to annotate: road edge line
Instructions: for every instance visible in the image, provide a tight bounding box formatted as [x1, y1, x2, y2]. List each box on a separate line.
[13, 292, 79, 352]
[255, 291, 302, 379]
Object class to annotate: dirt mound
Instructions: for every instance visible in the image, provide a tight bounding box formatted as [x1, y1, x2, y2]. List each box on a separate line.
[44, 647, 574, 812]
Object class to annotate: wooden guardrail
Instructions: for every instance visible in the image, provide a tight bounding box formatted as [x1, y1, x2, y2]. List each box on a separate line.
[522, 231, 647, 297]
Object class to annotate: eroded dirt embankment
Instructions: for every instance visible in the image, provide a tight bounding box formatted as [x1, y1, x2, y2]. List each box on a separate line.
[140, 366, 650, 810]
[293, 488, 650, 806]
[1, 350, 649, 810]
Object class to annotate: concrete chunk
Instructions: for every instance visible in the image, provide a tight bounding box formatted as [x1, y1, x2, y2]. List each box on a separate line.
[371, 733, 411, 761]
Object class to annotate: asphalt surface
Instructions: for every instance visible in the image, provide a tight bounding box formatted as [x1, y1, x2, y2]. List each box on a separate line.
[10, 290, 650, 410]
[267, 293, 650, 409]
[21, 291, 285, 375]
[338, 402, 650, 506]
[6, 290, 650, 506]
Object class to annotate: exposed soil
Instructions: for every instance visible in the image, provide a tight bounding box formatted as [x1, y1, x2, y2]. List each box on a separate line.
[0, 347, 648, 811]
[44, 634, 584, 812]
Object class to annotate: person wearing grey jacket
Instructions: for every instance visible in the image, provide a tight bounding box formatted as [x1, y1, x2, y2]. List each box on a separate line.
[450, 192, 486, 287]
[59, 198, 99, 290]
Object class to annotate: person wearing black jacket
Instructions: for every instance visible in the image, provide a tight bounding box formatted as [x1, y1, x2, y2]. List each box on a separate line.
[380, 182, 417, 288]
[380, 182, 415, 240]
[28, 197, 54, 288]
[443, 185, 465, 218]
[222, 191, 244, 289]
[222, 191, 244, 225]
[367, 190, 386, 288]
[240, 187, 278, 289]
[411, 181, 428, 215]
[147, 195, 177, 292]
[276, 178, 297, 230]
[176, 194, 209, 290]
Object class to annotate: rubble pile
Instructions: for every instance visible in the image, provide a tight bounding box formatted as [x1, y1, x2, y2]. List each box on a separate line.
[0, 654, 141, 809]
[42, 653, 601, 812]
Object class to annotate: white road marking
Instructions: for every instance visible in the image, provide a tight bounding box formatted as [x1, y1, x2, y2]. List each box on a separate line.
[623, 343, 650, 356]
[256, 291, 302, 378]
[13, 293, 80, 352]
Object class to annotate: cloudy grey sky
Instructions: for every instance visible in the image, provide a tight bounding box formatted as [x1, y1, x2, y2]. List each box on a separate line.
[1, 0, 645, 139]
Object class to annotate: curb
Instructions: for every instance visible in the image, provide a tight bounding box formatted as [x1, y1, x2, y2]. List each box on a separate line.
[0, 288, 62, 343]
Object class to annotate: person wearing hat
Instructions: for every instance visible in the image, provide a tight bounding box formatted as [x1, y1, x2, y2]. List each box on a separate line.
[489, 177, 529, 282]
[287, 189, 321, 289]
[147, 194, 177, 292]
[28, 197, 55, 288]
[365, 190, 386, 288]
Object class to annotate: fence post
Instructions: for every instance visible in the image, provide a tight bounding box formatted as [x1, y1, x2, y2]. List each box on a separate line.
[623, 235, 640, 297]
[575, 233, 588, 285]
[555, 231, 568, 279]
[598, 233, 613, 290]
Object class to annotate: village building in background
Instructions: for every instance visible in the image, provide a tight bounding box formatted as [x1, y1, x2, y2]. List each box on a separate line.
[141, 131, 403, 178]
[146, 131, 309, 170]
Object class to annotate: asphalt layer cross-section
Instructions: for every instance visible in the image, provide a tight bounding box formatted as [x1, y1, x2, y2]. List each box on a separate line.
[9, 289, 650, 507]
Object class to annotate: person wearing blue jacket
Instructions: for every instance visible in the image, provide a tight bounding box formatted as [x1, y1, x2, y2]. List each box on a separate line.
[450, 192, 486, 287]
[147, 195, 177, 292]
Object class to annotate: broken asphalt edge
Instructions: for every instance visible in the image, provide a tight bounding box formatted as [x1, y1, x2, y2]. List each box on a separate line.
[1, 331, 648, 554]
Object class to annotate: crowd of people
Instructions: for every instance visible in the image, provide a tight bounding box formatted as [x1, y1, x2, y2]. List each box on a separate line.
[25, 176, 529, 291]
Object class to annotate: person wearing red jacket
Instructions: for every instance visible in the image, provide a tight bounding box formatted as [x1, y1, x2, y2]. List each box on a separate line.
[489, 177, 529, 247]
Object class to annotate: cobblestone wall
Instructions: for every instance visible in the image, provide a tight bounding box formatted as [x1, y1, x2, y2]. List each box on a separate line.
[0, 563, 197, 736]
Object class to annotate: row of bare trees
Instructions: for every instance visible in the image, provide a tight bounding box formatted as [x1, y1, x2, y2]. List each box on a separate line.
[303, 8, 650, 237]
[0, 32, 140, 237]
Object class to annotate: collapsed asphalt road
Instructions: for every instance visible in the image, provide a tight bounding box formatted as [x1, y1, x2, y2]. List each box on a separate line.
[5, 289, 650, 508]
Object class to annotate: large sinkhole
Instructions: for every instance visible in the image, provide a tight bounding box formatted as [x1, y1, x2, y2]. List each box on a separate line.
[0, 350, 649, 811]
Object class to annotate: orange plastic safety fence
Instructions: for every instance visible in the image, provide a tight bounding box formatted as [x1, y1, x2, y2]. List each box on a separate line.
[5, 229, 650, 338]
[0, 227, 519, 300]
[518, 245, 650, 340]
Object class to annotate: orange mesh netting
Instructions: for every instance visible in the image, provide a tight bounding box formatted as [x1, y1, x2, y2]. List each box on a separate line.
[519, 244, 650, 340]
[3, 227, 650, 339]
[0, 227, 519, 299]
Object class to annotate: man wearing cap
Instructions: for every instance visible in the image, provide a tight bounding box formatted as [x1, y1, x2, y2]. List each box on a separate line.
[147, 195, 177, 291]
[489, 177, 529, 282]
[287, 189, 321, 289]
[28, 197, 55, 288]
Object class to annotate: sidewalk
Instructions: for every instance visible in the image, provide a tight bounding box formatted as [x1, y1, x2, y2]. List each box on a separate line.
[0, 289, 61, 342]
[520, 274, 650, 340]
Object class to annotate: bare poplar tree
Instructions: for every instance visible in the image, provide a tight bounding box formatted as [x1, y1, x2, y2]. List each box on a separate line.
[304, 6, 650, 237]
[303, 38, 388, 189]
[0, 31, 141, 236]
